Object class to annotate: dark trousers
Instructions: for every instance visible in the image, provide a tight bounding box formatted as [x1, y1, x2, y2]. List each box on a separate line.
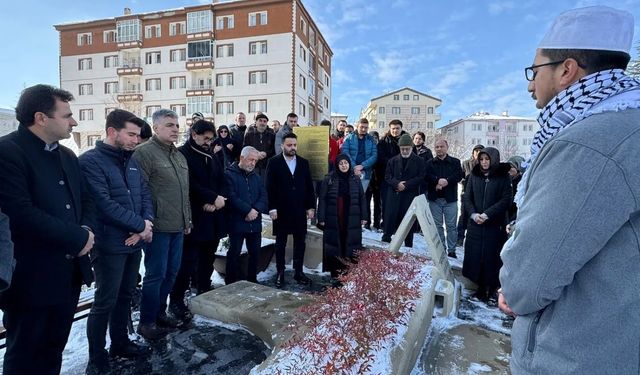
[87, 249, 141, 358]
[457, 194, 469, 240]
[2, 289, 80, 375]
[225, 232, 261, 284]
[139, 232, 184, 325]
[275, 232, 306, 273]
[383, 192, 415, 247]
[365, 185, 381, 227]
[170, 237, 219, 303]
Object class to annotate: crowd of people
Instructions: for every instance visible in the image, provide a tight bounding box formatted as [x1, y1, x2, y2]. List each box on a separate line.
[0, 5, 638, 375]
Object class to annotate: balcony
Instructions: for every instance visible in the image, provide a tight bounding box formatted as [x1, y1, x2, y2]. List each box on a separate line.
[186, 57, 214, 70]
[117, 88, 143, 102]
[186, 84, 214, 97]
[186, 30, 214, 41]
[117, 59, 142, 76]
[117, 40, 142, 50]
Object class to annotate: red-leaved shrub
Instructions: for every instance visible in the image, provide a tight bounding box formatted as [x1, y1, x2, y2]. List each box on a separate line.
[271, 249, 433, 375]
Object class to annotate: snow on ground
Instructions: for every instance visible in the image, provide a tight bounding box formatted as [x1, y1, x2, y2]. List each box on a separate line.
[0, 226, 511, 374]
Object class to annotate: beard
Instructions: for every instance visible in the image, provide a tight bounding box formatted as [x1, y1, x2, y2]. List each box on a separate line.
[284, 148, 296, 157]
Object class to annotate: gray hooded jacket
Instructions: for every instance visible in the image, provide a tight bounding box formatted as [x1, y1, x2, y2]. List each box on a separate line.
[500, 109, 640, 375]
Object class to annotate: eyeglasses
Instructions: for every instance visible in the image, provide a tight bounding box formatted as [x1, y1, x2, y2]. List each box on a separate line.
[524, 60, 564, 81]
[219, 130, 228, 133]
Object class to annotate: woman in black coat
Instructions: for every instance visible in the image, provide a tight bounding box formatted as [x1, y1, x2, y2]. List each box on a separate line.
[462, 147, 512, 303]
[212, 125, 238, 168]
[317, 154, 369, 278]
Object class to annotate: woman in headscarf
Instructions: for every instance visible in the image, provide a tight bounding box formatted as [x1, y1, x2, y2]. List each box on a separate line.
[211, 124, 237, 169]
[317, 154, 369, 281]
[462, 147, 512, 303]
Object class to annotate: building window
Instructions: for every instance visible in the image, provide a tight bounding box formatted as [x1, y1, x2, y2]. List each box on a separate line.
[105, 108, 116, 118]
[528, 124, 533, 131]
[104, 55, 119, 68]
[145, 78, 161, 91]
[78, 84, 93, 96]
[300, 19, 307, 35]
[325, 74, 329, 86]
[187, 10, 213, 33]
[427, 121, 434, 129]
[299, 75, 306, 89]
[413, 94, 419, 100]
[403, 94, 410, 100]
[104, 81, 118, 94]
[78, 58, 92, 71]
[169, 21, 186, 36]
[116, 19, 141, 42]
[79, 109, 93, 121]
[188, 96, 213, 114]
[248, 11, 267, 27]
[87, 135, 101, 147]
[411, 107, 420, 114]
[249, 71, 267, 84]
[324, 97, 329, 109]
[77, 32, 92, 46]
[188, 41, 213, 61]
[216, 44, 234, 58]
[379, 121, 385, 128]
[170, 76, 186, 90]
[216, 101, 234, 115]
[146, 105, 161, 118]
[411, 121, 420, 129]
[216, 73, 234, 87]
[391, 107, 401, 115]
[249, 41, 267, 55]
[299, 45, 306, 61]
[170, 104, 186, 117]
[145, 51, 161, 64]
[216, 15, 234, 30]
[393, 94, 399, 100]
[248, 99, 267, 113]
[170, 49, 186, 62]
[103, 30, 117, 43]
[299, 102, 306, 117]
[378, 107, 385, 114]
[144, 24, 161, 39]
[427, 107, 434, 114]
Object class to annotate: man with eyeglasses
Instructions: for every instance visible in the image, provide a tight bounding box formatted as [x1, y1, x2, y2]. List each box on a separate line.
[499, 6, 640, 374]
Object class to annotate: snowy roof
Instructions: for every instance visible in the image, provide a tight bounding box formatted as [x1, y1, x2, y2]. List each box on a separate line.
[331, 112, 348, 117]
[0, 108, 15, 116]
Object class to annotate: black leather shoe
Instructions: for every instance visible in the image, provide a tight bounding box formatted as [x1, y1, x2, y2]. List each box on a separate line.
[109, 341, 152, 358]
[169, 302, 193, 324]
[156, 312, 180, 329]
[275, 272, 285, 288]
[86, 353, 111, 375]
[447, 251, 458, 259]
[136, 323, 168, 342]
[293, 272, 312, 285]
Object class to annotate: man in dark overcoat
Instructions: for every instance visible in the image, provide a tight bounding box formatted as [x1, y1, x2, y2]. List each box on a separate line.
[265, 132, 316, 288]
[381, 134, 426, 247]
[0, 84, 96, 375]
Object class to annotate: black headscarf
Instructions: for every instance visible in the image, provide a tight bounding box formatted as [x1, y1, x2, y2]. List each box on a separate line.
[334, 154, 352, 197]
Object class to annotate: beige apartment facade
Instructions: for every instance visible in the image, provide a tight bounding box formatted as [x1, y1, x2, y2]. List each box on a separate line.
[55, 0, 332, 152]
[360, 87, 442, 137]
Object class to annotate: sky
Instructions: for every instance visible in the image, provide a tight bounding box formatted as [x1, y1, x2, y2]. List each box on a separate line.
[1, 0, 639, 126]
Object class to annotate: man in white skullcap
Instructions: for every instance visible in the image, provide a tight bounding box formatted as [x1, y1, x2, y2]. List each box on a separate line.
[498, 6, 640, 374]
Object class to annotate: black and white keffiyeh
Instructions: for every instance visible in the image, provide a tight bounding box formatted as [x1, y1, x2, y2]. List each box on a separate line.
[515, 69, 640, 206]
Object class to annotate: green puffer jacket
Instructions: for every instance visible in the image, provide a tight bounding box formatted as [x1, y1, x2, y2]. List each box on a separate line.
[133, 136, 192, 232]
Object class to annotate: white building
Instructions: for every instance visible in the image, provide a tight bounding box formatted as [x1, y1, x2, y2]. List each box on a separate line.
[0, 108, 19, 137]
[55, 0, 332, 152]
[360, 87, 442, 137]
[438, 111, 538, 160]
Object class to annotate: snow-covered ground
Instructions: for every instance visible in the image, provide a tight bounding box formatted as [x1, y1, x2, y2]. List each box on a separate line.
[0, 227, 511, 374]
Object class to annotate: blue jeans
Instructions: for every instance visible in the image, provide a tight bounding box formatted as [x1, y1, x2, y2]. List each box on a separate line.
[429, 198, 458, 252]
[139, 232, 183, 325]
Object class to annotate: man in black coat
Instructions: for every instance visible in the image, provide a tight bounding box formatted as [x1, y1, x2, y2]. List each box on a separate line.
[80, 109, 154, 373]
[381, 134, 426, 247]
[0, 208, 14, 293]
[266, 132, 316, 288]
[376, 119, 407, 221]
[242, 113, 275, 178]
[0, 84, 96, 375]
[425, 139, 463, 258]
[170, 120, 226, 319]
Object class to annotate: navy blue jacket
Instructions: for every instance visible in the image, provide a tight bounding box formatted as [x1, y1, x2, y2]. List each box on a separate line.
[223, 162, 268, 234]
[80, 141, 153, 254]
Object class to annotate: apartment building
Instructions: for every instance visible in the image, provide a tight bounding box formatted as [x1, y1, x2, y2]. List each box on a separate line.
[360, 87, 442, 137]
[54, 0, 332, 152]
[438, 111, 538, 160]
